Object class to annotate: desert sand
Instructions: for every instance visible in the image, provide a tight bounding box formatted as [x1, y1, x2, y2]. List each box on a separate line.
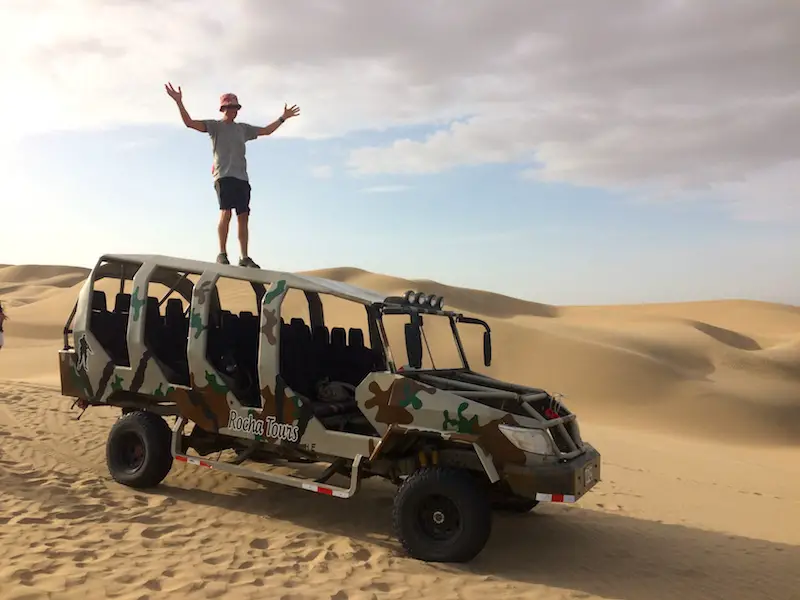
[0, 262, 798, 600]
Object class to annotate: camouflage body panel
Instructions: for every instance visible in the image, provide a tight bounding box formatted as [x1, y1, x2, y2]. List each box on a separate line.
[252, 278, 375, 458]
[67, 261, 222, 420]
[183, 270, 236, 433]
[256, 278, 288, 430]
[356, 373, 541, 468]
[61, 258, 376, 460]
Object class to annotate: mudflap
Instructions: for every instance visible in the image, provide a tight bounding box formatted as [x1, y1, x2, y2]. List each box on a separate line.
[59, 349, 87, 400]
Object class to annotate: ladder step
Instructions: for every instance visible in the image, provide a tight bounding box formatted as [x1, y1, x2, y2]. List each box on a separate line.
[170, 415, 363, 499]
[173, 451, 363, 498]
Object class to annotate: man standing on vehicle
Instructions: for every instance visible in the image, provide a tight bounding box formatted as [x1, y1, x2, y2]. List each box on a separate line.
[165, 82, 301, 268]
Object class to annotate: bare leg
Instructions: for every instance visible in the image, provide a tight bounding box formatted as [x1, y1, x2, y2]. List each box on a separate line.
[237, 212, 249, 259]
[218, 210, 232, 253]
[236, 212, 259, 267]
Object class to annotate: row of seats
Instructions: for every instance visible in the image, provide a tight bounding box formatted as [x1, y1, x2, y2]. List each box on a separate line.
[89, 290, 132, 365]
[280, 317, 383, 400]
[89, 290, 383, 407]
[89, 290, 190, 383]
[150, 297, 191, 385]
[206, 309, 260, 404]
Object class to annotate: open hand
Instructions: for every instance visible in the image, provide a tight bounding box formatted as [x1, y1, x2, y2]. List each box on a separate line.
[282, 103, 300, 120]
[165, 82, 182, 102]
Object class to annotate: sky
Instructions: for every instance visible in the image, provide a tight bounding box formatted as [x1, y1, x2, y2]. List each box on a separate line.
[1, 0, 798, 306]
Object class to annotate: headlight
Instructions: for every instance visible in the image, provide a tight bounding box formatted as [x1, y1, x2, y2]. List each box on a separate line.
[498, 424, 552, 455]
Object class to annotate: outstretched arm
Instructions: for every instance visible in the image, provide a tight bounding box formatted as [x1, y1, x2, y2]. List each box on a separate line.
[256, 103, 300, 136]
[165, 82, 207, 132]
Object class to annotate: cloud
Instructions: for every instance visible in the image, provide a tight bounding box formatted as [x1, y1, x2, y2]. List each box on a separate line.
[361, 185, 410, 194]
[310, 165, 333, 179]
[2, 0, 798, 218]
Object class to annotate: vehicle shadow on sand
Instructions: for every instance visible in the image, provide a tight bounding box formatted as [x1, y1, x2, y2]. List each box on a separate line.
[150, 472, 799, 600]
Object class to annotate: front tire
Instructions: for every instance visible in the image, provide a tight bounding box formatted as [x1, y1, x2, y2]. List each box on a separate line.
[106, 410, 173, 488]
[392, 467, 491, 563]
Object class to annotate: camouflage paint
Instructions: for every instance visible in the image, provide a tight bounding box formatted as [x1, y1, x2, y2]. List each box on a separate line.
[130, 286, 145, 322]
[357, 373, 535, 468]
[256, 278, 287, 423]
[249, 277, 376, 458]
[186, 270, 234, 433]
[60, 256, 559, 475]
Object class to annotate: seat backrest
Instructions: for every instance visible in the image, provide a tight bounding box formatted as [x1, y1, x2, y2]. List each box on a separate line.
[348, 328, 364, 348]
[331, 327, 346, 348]
[221, 310, 239, 340]
[114, 293, 131, 314]
[91, 290, 107, 312]
[165, 298, 184, 324]
[144, 296, 163, 343]
[278, 318, 309, 394]
[347, 327, 377, 384]
[312, 325, 329, 346]
[237, 311, 259, 366]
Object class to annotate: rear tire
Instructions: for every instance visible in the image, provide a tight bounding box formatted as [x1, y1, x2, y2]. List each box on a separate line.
[392, 466, 491, 563]
[106, 410, 173, 488]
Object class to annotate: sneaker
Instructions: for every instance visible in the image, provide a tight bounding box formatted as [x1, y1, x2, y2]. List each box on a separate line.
[238, 256, 260, 268]
[216, 252, 229, 265]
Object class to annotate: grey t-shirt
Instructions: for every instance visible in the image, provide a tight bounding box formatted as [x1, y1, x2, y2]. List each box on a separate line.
[201, 119, 260, 182]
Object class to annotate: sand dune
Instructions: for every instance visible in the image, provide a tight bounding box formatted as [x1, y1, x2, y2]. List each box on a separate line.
[0, 262, 798, 599]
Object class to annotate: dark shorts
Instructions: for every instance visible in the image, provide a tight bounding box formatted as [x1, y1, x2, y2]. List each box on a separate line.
[215, 176, 251, 215]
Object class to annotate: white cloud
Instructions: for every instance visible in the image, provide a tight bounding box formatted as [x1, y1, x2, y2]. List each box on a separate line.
[1, 0, 798, 218]
[310, 165, 333, 179]
[361, 185, 410, 194]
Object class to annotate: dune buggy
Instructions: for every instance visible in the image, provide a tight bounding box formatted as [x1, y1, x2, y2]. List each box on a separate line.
[59, 253, 601, 563]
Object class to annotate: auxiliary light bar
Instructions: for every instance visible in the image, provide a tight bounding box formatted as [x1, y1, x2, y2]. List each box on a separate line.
[402, 289, 445, 310]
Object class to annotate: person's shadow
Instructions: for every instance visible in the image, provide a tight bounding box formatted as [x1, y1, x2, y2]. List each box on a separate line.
[150, 466, 799, 600]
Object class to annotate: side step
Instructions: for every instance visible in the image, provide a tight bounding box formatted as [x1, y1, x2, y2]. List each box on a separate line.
[169, 417, 363, 499]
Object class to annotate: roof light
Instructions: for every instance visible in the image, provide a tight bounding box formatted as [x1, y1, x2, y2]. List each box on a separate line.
[397, 290, 445, 310]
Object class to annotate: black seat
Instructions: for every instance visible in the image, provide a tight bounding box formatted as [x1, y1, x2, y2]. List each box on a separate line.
[277, 318, 309, 396]
[347, 328, 375, 384]
[159, 298, 189, 385]
[165, 298, 185, 323]
[205, 308, 227, 373]
[89, 290, 116, 359]
[164, 298, 187, 347]
[238, 311, 259, 372]
[144, 296, 163, 347]
[292, 319, 313, 396]
[311, 326, 360, 422]
[312, 399, 358, 419]
[220, 311, 240, 371]
[114, 293, 131, 314]
[106, 292, 131, 365]
[92, 290, 107, 312]
[310, 325, 330, 383]
[328, 327, 347, 382]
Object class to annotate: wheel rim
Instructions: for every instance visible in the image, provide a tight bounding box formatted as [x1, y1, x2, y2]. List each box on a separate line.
[418, 494, 461, 541]
[116, 431, 146, 474]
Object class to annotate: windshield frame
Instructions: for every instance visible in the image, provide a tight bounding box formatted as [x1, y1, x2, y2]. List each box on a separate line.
[377, 304, 486, 373]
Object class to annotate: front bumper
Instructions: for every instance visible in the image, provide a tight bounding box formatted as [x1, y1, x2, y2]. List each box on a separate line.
[502, 443, 601, 503]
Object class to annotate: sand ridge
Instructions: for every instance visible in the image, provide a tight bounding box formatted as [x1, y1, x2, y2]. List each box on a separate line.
[0, 263, 798, 599]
